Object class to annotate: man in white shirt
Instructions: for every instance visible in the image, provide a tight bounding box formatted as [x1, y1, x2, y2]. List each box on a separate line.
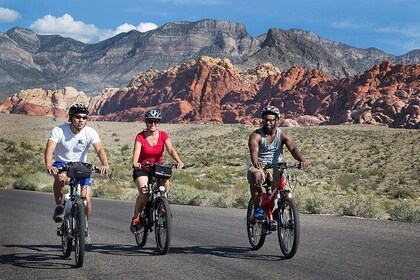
[44, 103, 109, 224]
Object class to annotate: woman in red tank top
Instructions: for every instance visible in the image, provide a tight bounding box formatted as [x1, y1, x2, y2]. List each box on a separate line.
[129, 109, 184, 232]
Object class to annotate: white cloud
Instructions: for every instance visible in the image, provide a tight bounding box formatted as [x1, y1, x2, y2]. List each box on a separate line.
[30, 14, 98, 43]
[29, 14, 158, 43]
[0, 7, 21, 23]
[99, 22, 158, 41]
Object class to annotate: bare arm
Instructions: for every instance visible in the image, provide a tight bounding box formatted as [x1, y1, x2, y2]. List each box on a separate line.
[164, 138, 184, 169]
[93, 141, 110, 173]
[44, 139, 58, 174]
[248, 131, 264, 169]
[281, 131, 309, 170]
[132, 140, 142, 168]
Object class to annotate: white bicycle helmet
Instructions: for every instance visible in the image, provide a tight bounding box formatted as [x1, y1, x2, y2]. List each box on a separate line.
[144, 109, 162, 120]
[261, 105, 280, 119]
[69, 103, 89, 116]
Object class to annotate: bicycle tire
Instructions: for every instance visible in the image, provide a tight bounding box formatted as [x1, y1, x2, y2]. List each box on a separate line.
[246, 198, 266, 250]
[73, 202, 86, 268]
[277, 196, 300, 259]
[134, 212, 149, 247]
[154, 197, 172, 255]
[61, 216, 72, 258]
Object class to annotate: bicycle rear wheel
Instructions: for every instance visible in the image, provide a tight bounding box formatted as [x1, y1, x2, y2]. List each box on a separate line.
[61, 216, 72, 258]
[135, 211, 149, 247]
[277, 197, 300, 259]
[73, 202, 86, 268]
[246, 198, 266, 250]
[154, 197, 172, 255]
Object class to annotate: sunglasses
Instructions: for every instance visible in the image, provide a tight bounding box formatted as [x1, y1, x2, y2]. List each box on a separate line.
[74, 115, 88, 120]
[146, 119, 160, 124]
[262, 118, 277, 123]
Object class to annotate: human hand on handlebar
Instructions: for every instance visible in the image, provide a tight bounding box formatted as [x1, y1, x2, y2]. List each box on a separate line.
[300, 160, 309, 170]
[253, 161, 265, 169]
[132, 163, 141, 169]
[46, 165, 59, 175]
[99, 164, 110, 174]
[176, 162, 184, 170]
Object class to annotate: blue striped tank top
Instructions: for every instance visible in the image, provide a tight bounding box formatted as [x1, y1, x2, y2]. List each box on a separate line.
[258, 127, 283, 164]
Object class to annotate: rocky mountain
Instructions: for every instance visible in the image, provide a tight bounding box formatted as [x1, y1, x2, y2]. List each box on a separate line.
[1, 19, 419, 100]
[1, 57, 419, 129]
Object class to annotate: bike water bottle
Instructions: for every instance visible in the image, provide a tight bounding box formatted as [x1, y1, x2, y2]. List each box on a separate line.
[64, 193, 71, 215]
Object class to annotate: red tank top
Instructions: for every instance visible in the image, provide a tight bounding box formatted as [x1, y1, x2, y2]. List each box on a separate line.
[135, 130, 168, 165]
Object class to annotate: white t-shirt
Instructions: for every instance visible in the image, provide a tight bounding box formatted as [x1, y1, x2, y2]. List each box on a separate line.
[49, 123, 101, 162]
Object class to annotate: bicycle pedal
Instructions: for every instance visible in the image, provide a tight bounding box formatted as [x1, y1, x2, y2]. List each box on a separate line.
[269, 220, 278, 231]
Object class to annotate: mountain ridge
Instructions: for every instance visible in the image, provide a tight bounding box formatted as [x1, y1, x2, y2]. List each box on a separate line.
[1, 19, 419, 100]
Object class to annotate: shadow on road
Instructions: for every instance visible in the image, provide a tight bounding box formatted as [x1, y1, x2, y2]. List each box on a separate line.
[86, 243, 287, 261]
[1, 244, 73, 269]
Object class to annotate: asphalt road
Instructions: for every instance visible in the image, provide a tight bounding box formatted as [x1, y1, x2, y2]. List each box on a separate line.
[0, 188, 419, 280]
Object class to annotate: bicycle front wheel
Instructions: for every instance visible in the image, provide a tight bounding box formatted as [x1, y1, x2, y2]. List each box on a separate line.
[154, 197, 172, 255]
[61, 216, 72, 258]
[246, 198, 266, 250]
[73, 202, 86, 268]
[277, 197, 300, 259]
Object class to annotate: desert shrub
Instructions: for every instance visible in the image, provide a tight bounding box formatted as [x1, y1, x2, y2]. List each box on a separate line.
[389, 200, 420, 223]
[385, 186, 416, 199]
[13, 172, 51, 191]
[303, 193, 326, 214]
[337, 173, 358, 190]
[336, 194, 378, 218]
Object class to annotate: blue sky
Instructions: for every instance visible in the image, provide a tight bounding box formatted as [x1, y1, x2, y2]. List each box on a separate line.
[0, 0, 419, 55]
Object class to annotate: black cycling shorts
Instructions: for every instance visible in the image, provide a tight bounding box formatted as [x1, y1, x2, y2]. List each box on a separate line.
[133, 169, 149, 181]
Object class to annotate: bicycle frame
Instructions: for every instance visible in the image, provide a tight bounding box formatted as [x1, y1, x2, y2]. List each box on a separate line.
[260, 171, 290, 225]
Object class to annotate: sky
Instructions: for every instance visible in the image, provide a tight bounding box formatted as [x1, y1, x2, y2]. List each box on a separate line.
[0, 0, 419, 56]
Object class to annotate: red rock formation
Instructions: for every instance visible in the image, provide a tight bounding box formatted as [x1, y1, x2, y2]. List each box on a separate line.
[0, 58, 419, 128]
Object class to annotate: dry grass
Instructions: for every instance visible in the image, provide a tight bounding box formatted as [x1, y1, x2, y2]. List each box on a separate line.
[1, 113, 419, 222]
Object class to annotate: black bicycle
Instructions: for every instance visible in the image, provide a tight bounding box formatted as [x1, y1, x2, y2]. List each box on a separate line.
[56, 162, 101, 267]
[132, 163, 192, 254]
[246, 162, 301, 258]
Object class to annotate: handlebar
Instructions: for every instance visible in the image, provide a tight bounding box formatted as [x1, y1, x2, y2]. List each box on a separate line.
[57, 162, 104, 174]
[133, 162, 194, 170]
[264, 162, 301, 170]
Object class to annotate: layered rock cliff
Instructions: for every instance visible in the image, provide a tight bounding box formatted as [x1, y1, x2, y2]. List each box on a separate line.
[2, 58, 417, 128]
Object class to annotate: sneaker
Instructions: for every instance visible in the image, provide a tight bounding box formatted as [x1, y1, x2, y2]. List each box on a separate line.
[53, 205, 64, 222]
[253, 207, 264, 221]
[130, 215, 141, 233]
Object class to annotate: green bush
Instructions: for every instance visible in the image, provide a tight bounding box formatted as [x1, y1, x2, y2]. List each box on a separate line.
[389, 200, 420, 223]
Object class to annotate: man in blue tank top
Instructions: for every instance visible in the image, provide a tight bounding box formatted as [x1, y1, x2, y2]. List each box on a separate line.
[247, 105, 309, 221]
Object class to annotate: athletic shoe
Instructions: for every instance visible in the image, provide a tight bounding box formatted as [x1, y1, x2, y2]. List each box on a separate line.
[53, 205, 64, 222]
[253, 207, 264, 221]
[130, 215, 141, 233]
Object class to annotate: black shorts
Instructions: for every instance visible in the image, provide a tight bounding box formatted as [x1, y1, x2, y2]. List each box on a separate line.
[133, 169, 149, 181]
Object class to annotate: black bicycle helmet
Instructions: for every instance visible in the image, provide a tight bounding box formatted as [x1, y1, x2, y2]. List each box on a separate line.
[261, 105, 280, 119]
[69, 103, 89, 116]
[144, 109, 162, 120]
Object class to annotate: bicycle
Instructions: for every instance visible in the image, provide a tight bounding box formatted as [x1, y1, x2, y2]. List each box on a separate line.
[132, 162, 192, 255]
[246, 162, 301, 259]
[56, 162, 101, 268]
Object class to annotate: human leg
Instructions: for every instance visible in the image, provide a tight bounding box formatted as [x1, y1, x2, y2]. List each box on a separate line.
[52, 173, 66, 222]
[247, 166, 267, 220]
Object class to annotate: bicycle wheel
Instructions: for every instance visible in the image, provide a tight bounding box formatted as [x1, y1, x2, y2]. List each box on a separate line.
[154, 197, 172, 255]
[246, 198, 266, 250]
[134, 212, 148, 247]
[277, 197, 300, 259]
[73, 202, 86, 268]
[61, 216, 72, 258]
